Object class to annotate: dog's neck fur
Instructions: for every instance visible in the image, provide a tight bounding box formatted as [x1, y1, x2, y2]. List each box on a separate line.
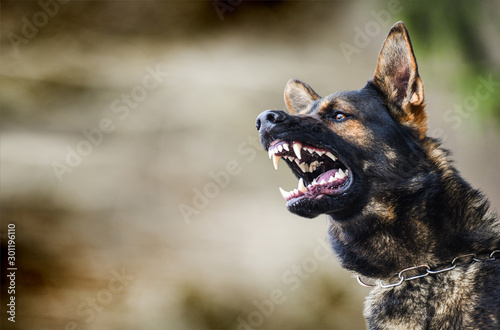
[327, 139, 500, 280]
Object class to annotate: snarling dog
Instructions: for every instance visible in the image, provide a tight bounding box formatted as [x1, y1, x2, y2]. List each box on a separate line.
[256, 22, 500, 329]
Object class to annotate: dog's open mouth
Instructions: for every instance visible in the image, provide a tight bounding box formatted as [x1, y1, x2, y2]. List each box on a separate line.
[268, 140, 352, 203]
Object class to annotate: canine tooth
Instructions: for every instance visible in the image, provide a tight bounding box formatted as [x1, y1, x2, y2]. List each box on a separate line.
[272, 154, 281, 170]
[298, 178, 307, 192]
[268, 149, 273, 159]
[293, 142, 302, 159]
[278, 145, 283, 152]
[326, 152, 337, 161]
[279, 187, 289, 200]
[298, 162, 308, 172]
[283, 143, 289, 151]
[328, 175, 335, 182]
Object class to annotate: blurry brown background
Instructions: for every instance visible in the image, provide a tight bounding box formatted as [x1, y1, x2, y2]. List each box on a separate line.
[1, 1, 500, 329]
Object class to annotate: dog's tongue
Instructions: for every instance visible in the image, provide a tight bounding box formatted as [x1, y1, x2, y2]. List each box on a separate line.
[316, 169, 340, 183]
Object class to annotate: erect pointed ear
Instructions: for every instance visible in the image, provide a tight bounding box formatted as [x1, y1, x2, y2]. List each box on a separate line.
[371, 21, 427, 139]
[284, 79, 321, 114]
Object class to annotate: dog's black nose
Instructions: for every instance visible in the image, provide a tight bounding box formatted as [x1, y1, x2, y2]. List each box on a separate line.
[256, 110, 287, 131]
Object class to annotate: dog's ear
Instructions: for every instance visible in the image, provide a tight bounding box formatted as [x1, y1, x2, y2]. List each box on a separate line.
[284, 79, 321, 114]
[371, 21, 427, 139]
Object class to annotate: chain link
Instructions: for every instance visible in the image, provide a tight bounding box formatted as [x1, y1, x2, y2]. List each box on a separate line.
[357, 250, 500, 288]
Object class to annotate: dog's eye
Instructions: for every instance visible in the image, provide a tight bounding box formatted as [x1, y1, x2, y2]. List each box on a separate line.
[332, 112, 348, 121]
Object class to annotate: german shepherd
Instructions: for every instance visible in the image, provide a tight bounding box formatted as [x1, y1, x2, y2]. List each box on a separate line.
[256, 22, 500, 329]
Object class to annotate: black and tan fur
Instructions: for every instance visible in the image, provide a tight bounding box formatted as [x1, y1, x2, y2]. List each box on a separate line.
[256, 22, 500, 329]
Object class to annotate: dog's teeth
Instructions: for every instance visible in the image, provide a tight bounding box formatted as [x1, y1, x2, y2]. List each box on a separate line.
[310, 161, 321, 172]
[279, 187, 288, 200]
[312, 179, 318, 186]
[294, 159, 307, 172]
[307, 161, 313, 172]
[283, 143, 289, 151]
[268, 149, 273, 159]
[334, 171, 343, 179]
[293, 142, 302, 159]
[312, 163, 318, 172]
[326, 152, 337, 161]
[278, 145, 283, 152]
[298, 178, 307, 192]
[315, 150, 325, 156]
[272, 154, 281, 170]
[345, 169, 349, 176]
[320, 178, 327, 185]
[338, 168, 346, 178]
[294, 158, 307, 172]
[328, 175, 335, 183]
[299, 162, 308, 172]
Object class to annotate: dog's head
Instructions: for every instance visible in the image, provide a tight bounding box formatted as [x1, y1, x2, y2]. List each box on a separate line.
[256, 22, 430, 219]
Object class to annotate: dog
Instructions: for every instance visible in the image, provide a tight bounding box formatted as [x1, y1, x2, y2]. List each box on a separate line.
[255, 21, 500, 329]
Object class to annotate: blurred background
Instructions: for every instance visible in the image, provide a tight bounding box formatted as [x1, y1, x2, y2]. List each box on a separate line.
[1, 1, 500, 329]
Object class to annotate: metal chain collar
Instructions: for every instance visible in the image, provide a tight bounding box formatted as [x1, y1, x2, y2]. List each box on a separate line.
[357, 250, 500, 289]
